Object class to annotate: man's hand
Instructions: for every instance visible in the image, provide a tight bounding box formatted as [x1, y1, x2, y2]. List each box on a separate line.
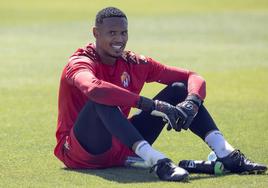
[175, 94, 202, 130]
[137, 96, 186, 131]
[137, 95, 202, 132]
[152, 100, 186, 132]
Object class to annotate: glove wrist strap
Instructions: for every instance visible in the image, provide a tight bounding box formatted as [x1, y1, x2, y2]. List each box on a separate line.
[137, 96, 155, 112]
[185, 94, 202, 107]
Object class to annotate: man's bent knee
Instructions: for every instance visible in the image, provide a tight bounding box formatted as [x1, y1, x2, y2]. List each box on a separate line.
[170, 82, 188, 101]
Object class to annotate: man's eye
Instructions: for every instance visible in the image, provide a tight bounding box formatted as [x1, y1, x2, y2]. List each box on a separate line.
[122, 31, 128, 36]
[110, 31, 116, 36]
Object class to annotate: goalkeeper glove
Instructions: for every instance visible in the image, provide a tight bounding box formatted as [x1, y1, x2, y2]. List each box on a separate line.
[137, 96, 185, 131]
[175, 94, 202, 130]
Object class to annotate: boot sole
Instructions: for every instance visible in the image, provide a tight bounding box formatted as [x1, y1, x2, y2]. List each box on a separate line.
[162, 173, 189, 182]
[241, 169, 267, 175]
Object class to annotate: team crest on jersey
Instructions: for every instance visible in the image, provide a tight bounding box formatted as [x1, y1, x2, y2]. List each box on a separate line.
[121, 71, 130, 88]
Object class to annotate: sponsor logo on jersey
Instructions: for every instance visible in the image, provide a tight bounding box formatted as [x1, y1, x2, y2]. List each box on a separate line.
[121, 71, 130, 88]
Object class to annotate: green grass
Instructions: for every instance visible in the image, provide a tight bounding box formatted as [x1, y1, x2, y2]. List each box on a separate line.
[0, 0, 268, 187]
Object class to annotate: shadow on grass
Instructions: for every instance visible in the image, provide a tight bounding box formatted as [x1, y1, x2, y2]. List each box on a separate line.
[63, 167, 157, 183]
[62, 167, 227, 183]
[189, 172, 268, 181]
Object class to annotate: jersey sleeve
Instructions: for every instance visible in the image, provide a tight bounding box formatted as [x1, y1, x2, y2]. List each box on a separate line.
[146, 58, 206, 100]
[65, 56, 140, 107]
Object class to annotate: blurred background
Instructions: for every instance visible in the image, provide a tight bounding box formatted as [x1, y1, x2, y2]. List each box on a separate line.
[0, 0, 267, 187]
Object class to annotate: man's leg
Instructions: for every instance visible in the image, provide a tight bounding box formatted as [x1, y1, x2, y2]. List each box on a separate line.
[131, 82, 267, 174]
[188, 105, 239, 157]
[129, 83, 190, 181]
[130, 82, 218, 144]
[73, 100, 143, 155]
[73, 100, 189, 181]
[130, 82, 188, 144]
[73, 100, 167, 169]
[187, 93, 266, 173]
[131, 82, 233, 154]
[197, 111, 267, 174]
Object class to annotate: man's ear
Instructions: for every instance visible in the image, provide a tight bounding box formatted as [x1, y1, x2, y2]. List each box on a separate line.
[93, 27, 98, 38]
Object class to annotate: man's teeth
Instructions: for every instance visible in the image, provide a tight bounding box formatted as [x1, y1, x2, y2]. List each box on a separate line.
[112, 45, 122, 50]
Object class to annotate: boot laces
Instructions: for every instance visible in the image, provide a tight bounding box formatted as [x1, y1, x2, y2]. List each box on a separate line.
[234, 150, 253, 166]
[149, 159, 173, 173]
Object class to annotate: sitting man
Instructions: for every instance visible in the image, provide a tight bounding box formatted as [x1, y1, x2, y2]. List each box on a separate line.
[54, 7, 267, 182]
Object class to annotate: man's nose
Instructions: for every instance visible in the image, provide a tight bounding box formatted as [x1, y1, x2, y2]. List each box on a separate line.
[115, 34, 125, 42]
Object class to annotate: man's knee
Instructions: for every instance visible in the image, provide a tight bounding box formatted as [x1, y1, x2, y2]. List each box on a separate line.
[153, 82, 188, 105]
[86, 100, 124, 122]
[170, 82, 188, 100]
[80, 100, 120, 122]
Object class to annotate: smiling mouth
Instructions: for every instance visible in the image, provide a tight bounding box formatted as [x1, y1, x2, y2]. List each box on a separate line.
[111, 44, 124, 51]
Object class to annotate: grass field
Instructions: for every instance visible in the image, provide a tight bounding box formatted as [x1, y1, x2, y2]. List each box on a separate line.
[0, 0, 268, 187]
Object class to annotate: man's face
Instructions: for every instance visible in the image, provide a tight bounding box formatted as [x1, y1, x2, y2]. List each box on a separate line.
[94, 17, 128, 58]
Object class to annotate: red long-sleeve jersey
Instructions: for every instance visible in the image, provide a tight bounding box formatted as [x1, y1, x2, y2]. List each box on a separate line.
[55, 43, 206, 156]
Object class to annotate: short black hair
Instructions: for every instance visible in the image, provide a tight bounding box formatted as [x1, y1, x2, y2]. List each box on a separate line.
[95, 7, 127, 26]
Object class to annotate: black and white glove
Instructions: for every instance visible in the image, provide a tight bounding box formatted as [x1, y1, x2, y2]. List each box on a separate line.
[137, 96, 186, 131]
[175, 94, 202, 130]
